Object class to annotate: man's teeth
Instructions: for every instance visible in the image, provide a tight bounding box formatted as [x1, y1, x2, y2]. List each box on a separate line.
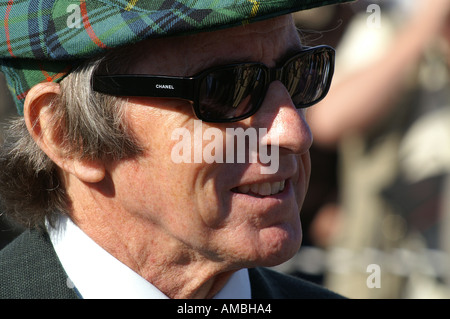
[236, 180, 286, 196]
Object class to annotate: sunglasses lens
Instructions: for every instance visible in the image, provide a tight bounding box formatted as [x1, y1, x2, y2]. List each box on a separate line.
[198, 65, 266, 122]
[284, 49, 333, 108]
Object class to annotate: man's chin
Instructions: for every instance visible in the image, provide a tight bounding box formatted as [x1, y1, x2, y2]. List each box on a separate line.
[250, 226, 302, 268]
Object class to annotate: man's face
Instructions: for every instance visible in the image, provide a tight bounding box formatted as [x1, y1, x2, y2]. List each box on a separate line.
[109, 15, 313, 269]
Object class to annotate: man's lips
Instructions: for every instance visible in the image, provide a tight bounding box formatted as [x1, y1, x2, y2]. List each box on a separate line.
[228, 158, 300, 198]
[231, 179, 288, 197]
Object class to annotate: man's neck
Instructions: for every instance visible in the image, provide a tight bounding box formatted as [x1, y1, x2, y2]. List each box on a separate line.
[70, 210, 239, 298]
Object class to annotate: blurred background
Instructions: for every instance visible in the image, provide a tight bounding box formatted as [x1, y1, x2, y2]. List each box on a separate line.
[1, 0, 449, 299]
[272, 0, 450, 299]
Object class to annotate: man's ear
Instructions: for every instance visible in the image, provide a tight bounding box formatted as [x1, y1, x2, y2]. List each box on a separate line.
[23, 82, 106, 184]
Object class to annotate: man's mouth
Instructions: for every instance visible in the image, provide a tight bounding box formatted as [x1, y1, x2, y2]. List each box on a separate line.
[232, 180, 286, 197]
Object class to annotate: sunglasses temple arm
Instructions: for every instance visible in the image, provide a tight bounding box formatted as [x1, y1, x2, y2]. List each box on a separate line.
[93, 75, 196, 100]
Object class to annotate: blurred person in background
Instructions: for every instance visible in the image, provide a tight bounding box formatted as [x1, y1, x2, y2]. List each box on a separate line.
[282, 0, 450, 298]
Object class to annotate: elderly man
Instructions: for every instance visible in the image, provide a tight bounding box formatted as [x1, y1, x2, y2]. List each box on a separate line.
[0, 0, 350, 299]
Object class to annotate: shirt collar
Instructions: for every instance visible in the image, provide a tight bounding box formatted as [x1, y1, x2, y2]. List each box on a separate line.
[47, 215, 251, 299]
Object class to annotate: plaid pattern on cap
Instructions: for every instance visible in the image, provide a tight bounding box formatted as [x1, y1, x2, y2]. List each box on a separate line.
[0, 0, 353, 114]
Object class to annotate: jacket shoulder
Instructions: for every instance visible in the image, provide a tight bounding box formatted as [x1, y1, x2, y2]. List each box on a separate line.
[0, 229, 78, 299]
[249, 267, 345, 299]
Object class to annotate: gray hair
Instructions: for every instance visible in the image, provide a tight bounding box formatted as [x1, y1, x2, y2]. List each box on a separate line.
[0, 52, 143, 229]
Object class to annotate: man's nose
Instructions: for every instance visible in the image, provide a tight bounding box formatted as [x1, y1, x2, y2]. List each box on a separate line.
[251, 81, 313, 155]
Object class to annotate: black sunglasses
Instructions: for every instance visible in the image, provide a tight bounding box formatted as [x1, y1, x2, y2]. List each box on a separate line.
[92, 45, 335, 123]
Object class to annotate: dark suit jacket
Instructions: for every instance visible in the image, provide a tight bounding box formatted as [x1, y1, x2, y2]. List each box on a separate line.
[0, 230, 344, 299]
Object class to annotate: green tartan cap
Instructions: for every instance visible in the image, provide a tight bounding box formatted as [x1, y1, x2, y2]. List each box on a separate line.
[0, 0, 353, 115]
